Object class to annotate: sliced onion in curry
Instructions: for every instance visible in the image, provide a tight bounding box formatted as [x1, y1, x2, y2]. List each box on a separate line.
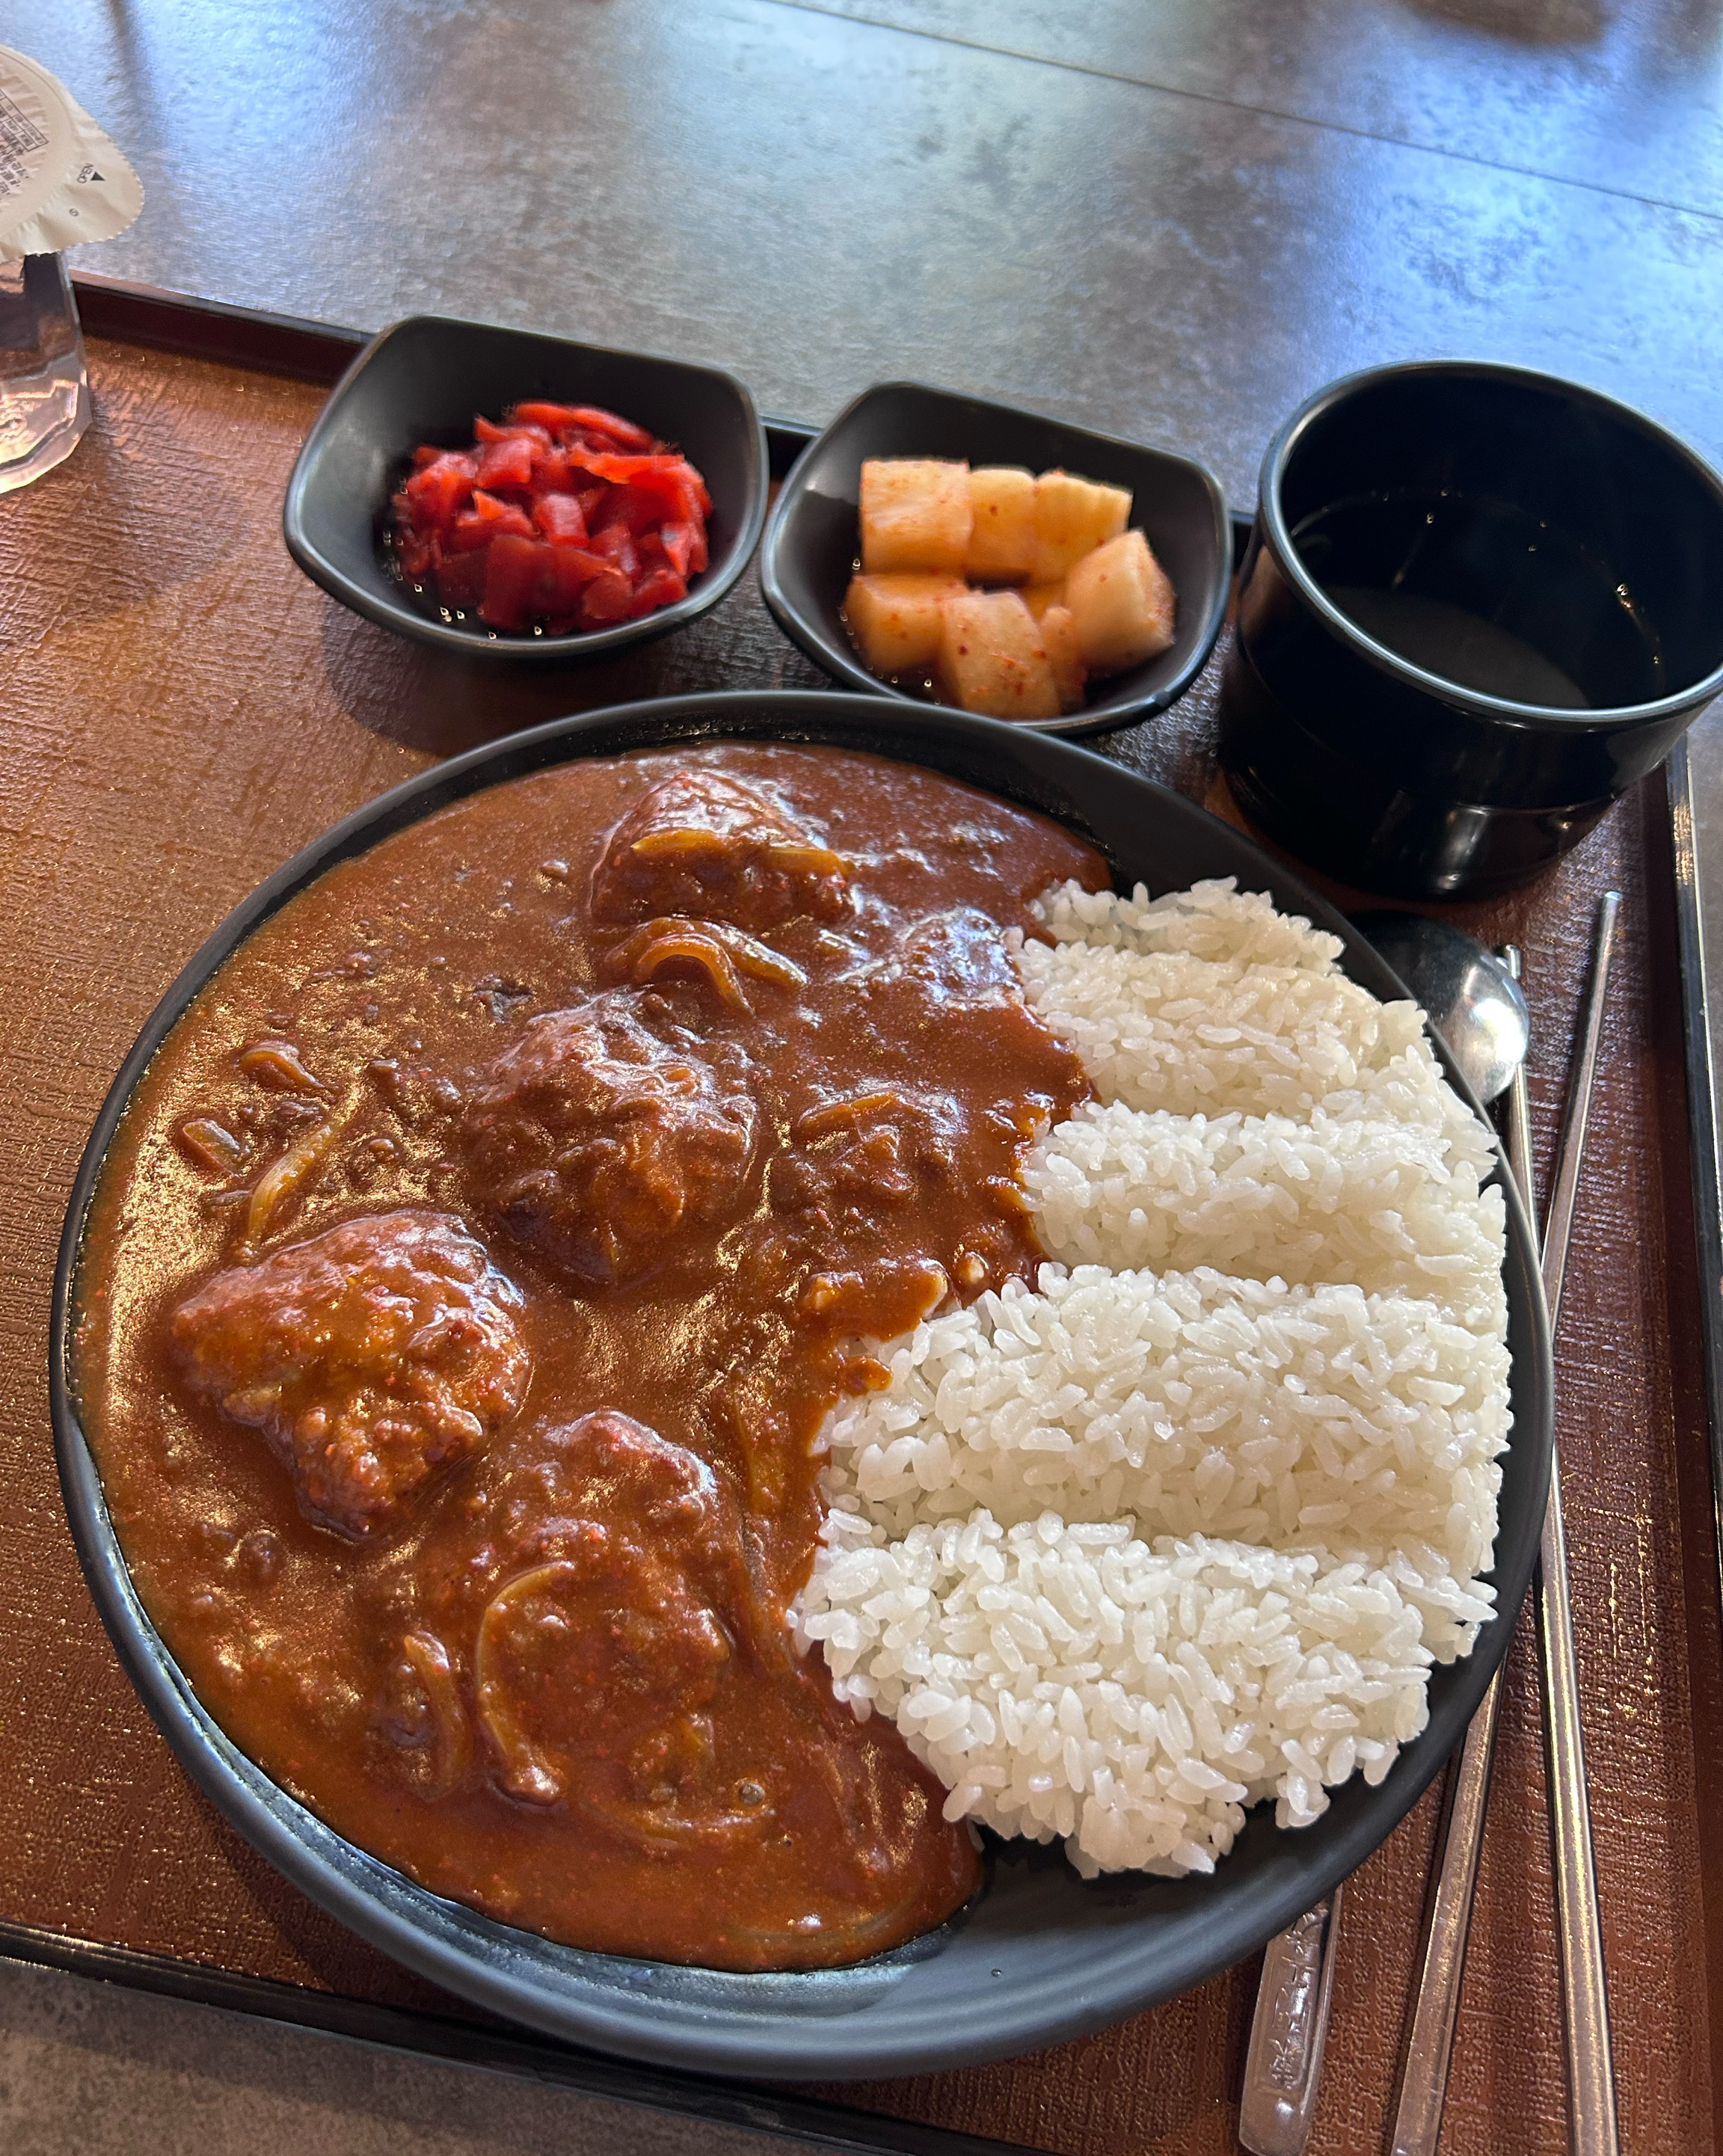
[627, 829, 849, 881]
[236, 1039, 327, 1093]
[612, 924, 751, 1010]
[396, 1629, 472, 1798]
[473, 1560, 587, 1804]
[590, 1791, 777, 1855]
[605, 915, 809, 1004]
[241, 1115, 340, 1247]
[792, 1090, 906, 1139]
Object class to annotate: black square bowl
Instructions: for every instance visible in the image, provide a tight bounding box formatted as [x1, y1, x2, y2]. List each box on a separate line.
[283, 315, 767, 663]
[758, 381, 1231, 737]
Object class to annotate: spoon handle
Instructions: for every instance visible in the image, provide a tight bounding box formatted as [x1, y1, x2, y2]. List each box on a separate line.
[1390, 904, 1621, 2156]
[1238, 1885, 1345, 2155]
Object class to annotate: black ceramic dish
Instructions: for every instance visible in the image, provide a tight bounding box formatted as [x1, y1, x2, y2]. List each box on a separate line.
[758, 383, 1230, 739]
[282, 315, 767, 663]
[51, 690, 1551, 2082]
[1220, 360, 1723, 898]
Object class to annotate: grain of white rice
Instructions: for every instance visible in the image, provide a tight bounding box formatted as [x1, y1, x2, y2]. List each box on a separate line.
[793, 873, 1513, 1878]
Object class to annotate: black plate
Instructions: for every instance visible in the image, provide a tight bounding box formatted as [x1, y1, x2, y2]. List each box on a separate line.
[758, 382, 1231, 738]
[282, 314, 767, 663]
[50, 690, 1551, 2081]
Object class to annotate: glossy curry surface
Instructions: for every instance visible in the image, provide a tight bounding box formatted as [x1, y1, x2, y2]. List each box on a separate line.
[73, 743, 1104, 1970]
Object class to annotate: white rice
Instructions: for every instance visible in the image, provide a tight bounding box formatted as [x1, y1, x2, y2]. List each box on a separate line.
[1023, 1100, 1505, 1336]
[1011, 879, 1456, 1126]
[1031, 875, 1347, 970]
[814, 1264, 1505, 1638]
[793, 1508, 1434, 1878]
[793, 876, 1513, 1876]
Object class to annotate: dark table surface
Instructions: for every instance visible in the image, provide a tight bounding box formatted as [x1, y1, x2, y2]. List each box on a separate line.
[7, 5, 1723, 2154]
[25, 0, 1723, 503]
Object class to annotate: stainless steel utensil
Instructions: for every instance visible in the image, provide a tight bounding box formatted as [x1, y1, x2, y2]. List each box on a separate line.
[1351, 913, 1531, 1106]
[1533, 895, 1621, 2156]
[1239, 914, 1530, 2156]
[1389, 896, 1621, 2156]
[1238, 1886, 1346, 2155]
[1383, 947, 1530, 2156]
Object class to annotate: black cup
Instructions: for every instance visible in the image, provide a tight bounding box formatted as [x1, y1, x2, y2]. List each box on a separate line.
[1219, 361, 1723, 897]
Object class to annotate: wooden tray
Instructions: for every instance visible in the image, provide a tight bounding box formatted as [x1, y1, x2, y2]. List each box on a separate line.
[2, 271, 1717, 2155]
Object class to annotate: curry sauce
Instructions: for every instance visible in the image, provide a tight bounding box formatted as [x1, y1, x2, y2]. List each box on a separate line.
[73, 743, 1105, 1970]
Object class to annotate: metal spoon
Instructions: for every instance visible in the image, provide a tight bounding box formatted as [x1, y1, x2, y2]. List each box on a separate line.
[1392, 909, 1620, 2156]
[1351, 912, 1530, 1107]
[1238, 912, 1529, 2156]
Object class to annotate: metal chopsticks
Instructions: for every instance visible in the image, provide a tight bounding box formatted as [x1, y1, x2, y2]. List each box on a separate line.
[1390, 897, 1622, 2156]
[1530, 895, 1621, 2156]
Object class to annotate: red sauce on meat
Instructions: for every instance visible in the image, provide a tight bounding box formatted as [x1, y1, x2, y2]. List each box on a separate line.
[73, 744, 1105, 1970]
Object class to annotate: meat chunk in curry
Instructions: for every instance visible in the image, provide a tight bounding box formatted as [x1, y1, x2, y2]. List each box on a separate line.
[462, 1411, 752, 1829]
[590, 768, 851, 931]
[462, 992, 757, 1287]
[169, 1208, 529, 1542]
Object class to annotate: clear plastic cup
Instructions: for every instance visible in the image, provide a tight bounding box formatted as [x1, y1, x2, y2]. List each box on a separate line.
[0, 251, 88, 492]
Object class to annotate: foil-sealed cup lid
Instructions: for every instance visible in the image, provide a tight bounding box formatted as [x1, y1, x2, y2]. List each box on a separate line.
[0, 46, 142, 259]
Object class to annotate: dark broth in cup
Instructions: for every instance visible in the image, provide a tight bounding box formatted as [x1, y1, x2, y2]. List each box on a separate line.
[1292, 488, 1667, 711]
